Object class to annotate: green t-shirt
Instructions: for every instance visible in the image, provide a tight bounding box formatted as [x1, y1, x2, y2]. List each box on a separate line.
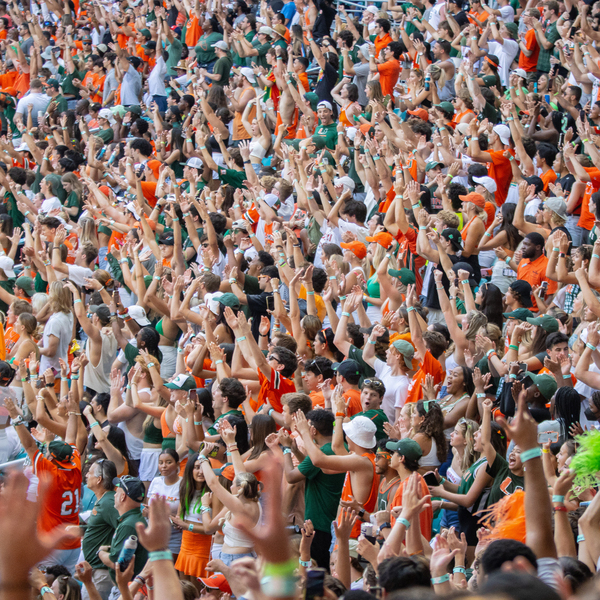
[58, 66, 87, 98]
[0, 279, 14, 314]
[312, 121, 338, 151]
[486, 452, 524, 507]
[233, 31, 254, 66]
[66, 190, 82, 220]
[213, 55, 233, 88]
[108, 508, 148, 583]
[124, 343, 163, 368]
[297, 442, 345, 532]
[457, 456, 489, 514]
[347, 345, 376, 378]
[97, 127, 115, 144]
[166, 38, 183, 76]
[207, 409, 243, 435]
[3, 191, 23, 228]
[195, 32, 223, 65]
[218, 166, 246, 189]
[82, 490, 120, 569]
[249, 38, 270, 69]
[51, 94, 69, 114]
[352, 409, 388, 441]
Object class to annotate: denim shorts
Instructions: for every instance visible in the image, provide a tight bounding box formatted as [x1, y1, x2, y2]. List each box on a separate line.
[220, 551, 256, 566]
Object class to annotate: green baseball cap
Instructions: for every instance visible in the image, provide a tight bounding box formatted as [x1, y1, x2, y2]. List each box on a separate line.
[426, 161, 444, 171]
[435, 101, 454, 114]
[388, 268, 416, 285]
[16, 275, 34, 297]
[218, 293, 241, 310]
[503, 308, 534, 321]
[386, 438, 423, 461]
[392, 339, 415, 369]
[526, 315, 559, 333]
[139, 28, 152, 39]
[164, 373, 197, 391]
[48, 440, 74, 463]
[523, 372, 558, 401]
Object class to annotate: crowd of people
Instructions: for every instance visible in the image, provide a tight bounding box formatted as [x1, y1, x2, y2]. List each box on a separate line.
[1, 0, 600, 599]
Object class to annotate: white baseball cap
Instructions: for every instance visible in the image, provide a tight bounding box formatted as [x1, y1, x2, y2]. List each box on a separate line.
[0, 256, 15, 278]
[258, 26, 274, 37]
[493, 124, 511, 145]
[365, 6, 379, 15]
[334, 176, 356, 192]
[317, 100, 333, 111]
[239, 67, 257, 84]
[127, 305, 151, 326]
[473, 175, 497, 193]
[342, 416, 377, 449]
[212, 40, 229, 51]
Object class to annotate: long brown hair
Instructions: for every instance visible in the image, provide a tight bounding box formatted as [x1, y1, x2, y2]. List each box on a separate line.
[416, 400, 447, 463]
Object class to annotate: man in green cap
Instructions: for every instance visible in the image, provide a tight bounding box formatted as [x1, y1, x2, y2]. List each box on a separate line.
[503, 308, 534, 321]
[522, 371, 558, 410]
[45, 79, 68, 113]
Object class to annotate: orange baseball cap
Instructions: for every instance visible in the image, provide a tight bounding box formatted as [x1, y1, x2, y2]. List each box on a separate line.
[199, 574, 232, 594]
[365, 231, 394, 249]
[146, 159, 162, 179]
[341, 241, 367, 259]
[407, 108, 429, 121]
[458, 192, 486, 208]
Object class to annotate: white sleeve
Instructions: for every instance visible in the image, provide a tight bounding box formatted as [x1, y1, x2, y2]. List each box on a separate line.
[394, 379, 409, 408]
[374, 358, 385, 377]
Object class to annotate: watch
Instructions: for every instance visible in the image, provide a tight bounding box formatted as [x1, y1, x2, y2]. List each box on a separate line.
[377, 522, 392, 535]
[357, 508, 366, 520]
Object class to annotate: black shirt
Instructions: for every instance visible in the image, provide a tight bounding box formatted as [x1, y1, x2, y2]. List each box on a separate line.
[424, 253, 481, 310]
[247, 291, 273, 340]
[315, 61, 338, 108]
[313, 0, 336, 40]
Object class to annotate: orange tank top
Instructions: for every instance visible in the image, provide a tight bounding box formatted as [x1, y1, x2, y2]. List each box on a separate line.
[339, 452, 379, 538]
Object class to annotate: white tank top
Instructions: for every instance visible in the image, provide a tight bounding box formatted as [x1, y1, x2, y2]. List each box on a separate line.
[419, 438, 441, 467]
[222, 503, 262, 549]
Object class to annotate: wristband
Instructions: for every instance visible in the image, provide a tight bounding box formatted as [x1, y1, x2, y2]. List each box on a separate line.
[20, 377, 27, 382]
[509, 344, 519, 351]
[335, 412, 346, 417]
[74, 299, 82, 304]
[553, 247, 560, 252]
[194, 420, 203, 426]
[484, 231, 491, 236]
[329, 276, 337, 280]
[453, 567, 466, 574]
[431, 574, 450, 585]
[461, 279, 469, 285]
[342, 312, 351, 317]
[554, 505, 568, 512]
[201, 506, 212, 514]
[398, 517, 411, 529]
[586, 343, 597, 352]
[448, 174, 454, 180]
[505, 256, 512, 264]
[563, 374, 572, 379]
[407, 306, 415, 312]
[368, 340, 376, 345]
[90, 421, 100, 428]
[215, 360, 223, 365]
[268, 409, 275, 416]
[552, 495, 565, 504]
[577, 534, 585, 543]
[188, 523, 194, 531]
[236, 337, 246, 342]
[559, 252, 566, 258]
[40, 587, 53, 597]
[72, 375, 79, 380]
[412, 203, 421, 210]
[148, 551, 173, 562]
[61, 377, 69, 382]
[283, 447, 292, 455]
[307, 291, 315, 295]
[520, 447, 542, 463]
[419, 226, 427, 230]
[476, 393, 486, 398]
[509, 373, 517, 379]
[146, 362, 155, 368]
[299, 559, 312, 567]
[593, 254, 600, 260]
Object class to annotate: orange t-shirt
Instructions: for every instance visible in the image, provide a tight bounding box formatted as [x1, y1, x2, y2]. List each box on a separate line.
[310, 390, 325, 407]
[390, 473, 433, 540]
[540, 168, 557, 192]
[185, 15, 203, 48]
[298, 72, 310, 92]
[578, 167, 600, 230]
[377, 58, 400, 98]
[253, 367, 296, 413]
[374, 32, 391, 58]
[405, 350, 445, 404]
[344, 389, 363, 417]
[232, 86, 256, 141]
[487, 149, 514, 206]
[518, 29, 539, 72]
[339, 452, 379, 538]
[517, 253, 557, 310]
[33, 446, 82, 550]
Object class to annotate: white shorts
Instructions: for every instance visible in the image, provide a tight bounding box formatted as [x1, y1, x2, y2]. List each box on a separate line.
[139, 447, 162, 482]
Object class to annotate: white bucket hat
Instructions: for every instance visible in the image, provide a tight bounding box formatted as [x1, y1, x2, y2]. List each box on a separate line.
[342, 416, 377, 448]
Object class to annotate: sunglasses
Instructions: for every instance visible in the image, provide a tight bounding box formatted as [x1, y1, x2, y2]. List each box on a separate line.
[267, 355, 281, 363]
[363, 379, 384, 388]
[306, 359, 322, 375]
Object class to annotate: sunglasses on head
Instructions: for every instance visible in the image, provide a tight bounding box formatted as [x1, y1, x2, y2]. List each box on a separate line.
[363, 379, 384, 388]
[306, 359, 322, 375]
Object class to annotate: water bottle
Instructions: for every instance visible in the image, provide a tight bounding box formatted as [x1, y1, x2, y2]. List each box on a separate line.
[117, 535, 138, 570]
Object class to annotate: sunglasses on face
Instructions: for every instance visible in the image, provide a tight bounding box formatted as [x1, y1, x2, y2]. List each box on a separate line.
[267, 355, 281, 363]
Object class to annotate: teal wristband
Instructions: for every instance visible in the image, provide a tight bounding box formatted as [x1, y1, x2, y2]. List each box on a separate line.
[520, 447, 542, 463]
[586, 343, 597, 352]
[407, 306, 415, 312]
[398, 517, 411, 529]
[577, 534, 585, 542]
[431, 574, 450, 585]
[453, 567, 466, 574]
[148, 551, 173, 562]
[342, 312, 351, 317]
[236, 336, 246, 342]
[368, 340, 376, 345]
[307, 291, 315, 295]
[74, 299, 82, 304]
[552, 495, 565, 504]
[188, 523, 194, 531]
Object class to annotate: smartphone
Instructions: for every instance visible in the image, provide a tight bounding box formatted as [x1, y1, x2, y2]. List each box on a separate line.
[266, 295, 275, 312]
[538, 430, 559, 444]
[423, 472, 439, 487]
[539, 280, 548, 300]
[360, 522, 376, 544]
[305, 569, 326, 600]
[198, 442, 219, 458]
[580, 109, 587, 122]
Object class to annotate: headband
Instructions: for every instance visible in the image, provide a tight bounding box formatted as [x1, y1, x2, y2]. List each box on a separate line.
[485, 56, 499, 69]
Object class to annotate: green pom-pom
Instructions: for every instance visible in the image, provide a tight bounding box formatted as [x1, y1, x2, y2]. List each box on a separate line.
[571, 430, 600, 491]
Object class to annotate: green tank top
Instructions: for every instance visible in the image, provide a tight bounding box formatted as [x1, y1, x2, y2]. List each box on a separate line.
[366, 274, 380, 306]
[156, 317, 183, 341]
[143, 419, 163, 445]
[162, 437, 177, 450]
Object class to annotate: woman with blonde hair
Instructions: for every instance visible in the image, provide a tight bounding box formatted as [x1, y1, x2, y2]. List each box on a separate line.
[130, 357, 165, 486]
[78, 216, 99, 248]
[38, 282, 73, 374]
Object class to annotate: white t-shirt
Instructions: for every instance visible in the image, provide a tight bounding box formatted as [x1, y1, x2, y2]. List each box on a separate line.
[499, 4, 515, 22]
[67, 264, 94, 286]
[487, 39, 519, 88]
[148, 476, 181, 515]
[40, 311, 74, 372]
[374, 358, 409, 422]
